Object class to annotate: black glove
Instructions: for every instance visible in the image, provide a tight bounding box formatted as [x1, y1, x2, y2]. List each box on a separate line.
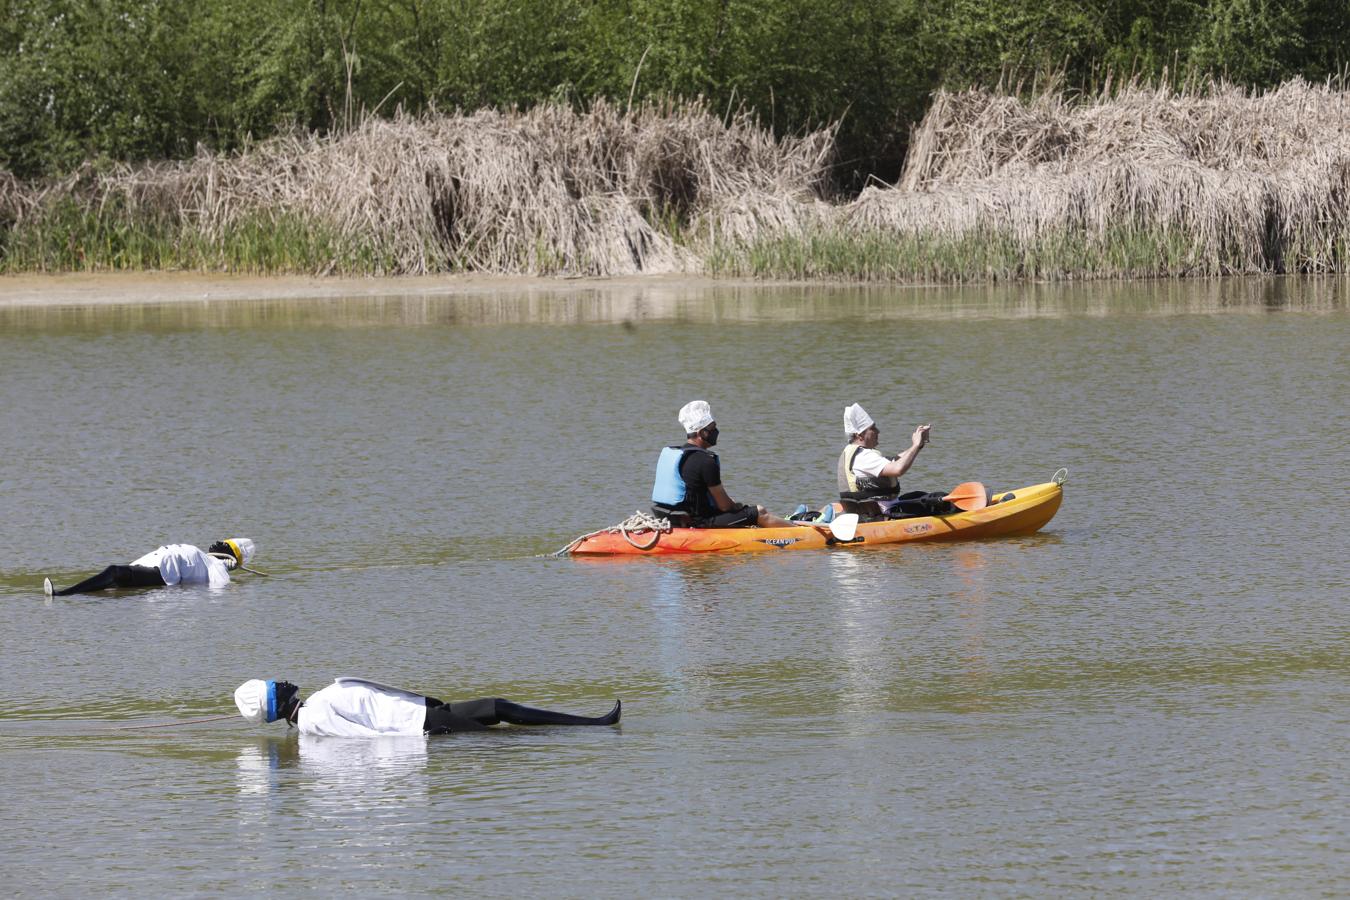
[207, 541, 238, 569]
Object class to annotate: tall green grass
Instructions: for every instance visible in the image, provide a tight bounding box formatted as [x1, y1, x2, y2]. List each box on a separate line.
[0, 200, 403, 275]
[704, 222, 1350, 282]
[8, 206, 1345, 281]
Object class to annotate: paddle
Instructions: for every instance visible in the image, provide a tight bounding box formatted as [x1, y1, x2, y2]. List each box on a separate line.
[943, 481, 989, 512]
[794, 512, 859, 542]
[827, 513, 859, 542]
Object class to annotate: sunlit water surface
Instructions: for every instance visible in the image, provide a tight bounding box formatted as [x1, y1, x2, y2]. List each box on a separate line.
[1, 277, 1346, 896]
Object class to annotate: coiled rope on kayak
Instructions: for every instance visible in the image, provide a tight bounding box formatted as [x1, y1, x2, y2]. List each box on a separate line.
[554, 511, 672, 556]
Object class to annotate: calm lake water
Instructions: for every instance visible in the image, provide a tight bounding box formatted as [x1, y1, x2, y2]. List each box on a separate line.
[1, 277, 1346, 896]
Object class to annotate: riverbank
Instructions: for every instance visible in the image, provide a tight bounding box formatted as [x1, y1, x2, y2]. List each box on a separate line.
[0, 271, 740, 308]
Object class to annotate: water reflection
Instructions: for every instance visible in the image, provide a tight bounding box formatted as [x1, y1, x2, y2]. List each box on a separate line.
[949, 546, 995, 712]
[650, 563, 692, 705]
[824, 552, 892, 732]
[235, 734, 430, 812]
[2, 275, 1343, 332]
[646, 557, 742, 715]
[235, 738, 294, 797]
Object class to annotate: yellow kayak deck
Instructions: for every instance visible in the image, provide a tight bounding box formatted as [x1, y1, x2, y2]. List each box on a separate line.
[567, 478, 1063, 556]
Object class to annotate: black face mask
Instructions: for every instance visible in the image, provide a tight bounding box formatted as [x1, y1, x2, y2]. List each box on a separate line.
[274, 681, 300, 721]
[702, 426, 719, 447]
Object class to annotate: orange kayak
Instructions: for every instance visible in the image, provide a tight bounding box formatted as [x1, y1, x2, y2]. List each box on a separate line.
[563, 475, 1064, 556]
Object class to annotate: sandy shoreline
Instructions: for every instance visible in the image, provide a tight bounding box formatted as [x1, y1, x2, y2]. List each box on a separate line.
[0, 272, 730, 307]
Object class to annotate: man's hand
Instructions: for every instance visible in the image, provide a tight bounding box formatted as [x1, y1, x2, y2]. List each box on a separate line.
[913, 424, 932, 448]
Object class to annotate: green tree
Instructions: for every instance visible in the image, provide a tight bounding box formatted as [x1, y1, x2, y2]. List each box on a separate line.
[2, 0, 1348, 184]
[1189, 0, 1306, 85]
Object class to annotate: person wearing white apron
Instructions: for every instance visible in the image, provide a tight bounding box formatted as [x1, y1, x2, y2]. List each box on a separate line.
[234, 677, 621, 736]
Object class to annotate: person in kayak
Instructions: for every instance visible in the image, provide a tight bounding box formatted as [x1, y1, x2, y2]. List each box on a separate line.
[839, 403, 931, 501]
[43, 538, 257, 597]
[234, 678, 621, 737]
[651, 400, 794, 529]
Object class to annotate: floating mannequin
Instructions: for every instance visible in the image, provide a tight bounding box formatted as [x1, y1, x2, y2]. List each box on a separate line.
[234, 677, 621, 737]
[44, 539, 257, 596]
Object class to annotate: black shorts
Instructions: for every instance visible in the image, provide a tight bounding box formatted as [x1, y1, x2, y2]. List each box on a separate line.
[693, 504, 758, 528]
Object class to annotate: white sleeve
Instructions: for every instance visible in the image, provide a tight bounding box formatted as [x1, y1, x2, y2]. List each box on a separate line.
[851, 447, 891, 478]
[203, 553, 232, 586]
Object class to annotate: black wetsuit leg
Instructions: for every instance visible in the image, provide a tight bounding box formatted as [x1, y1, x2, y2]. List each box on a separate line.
[422, 700, 492, 734]
[422, 698, 621, 732]
[451, 698, 621, 727]
[54, 565, 166, 596]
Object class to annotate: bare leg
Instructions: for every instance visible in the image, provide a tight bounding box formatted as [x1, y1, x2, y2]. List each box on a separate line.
[755, 505, 796, 528]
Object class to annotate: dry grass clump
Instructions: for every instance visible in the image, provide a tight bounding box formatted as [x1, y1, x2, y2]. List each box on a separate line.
[901, 78, 1350, 186]
[4, 98, 835, 276]
[845, 78, 1350, 276]
[0, 169, 36, 226]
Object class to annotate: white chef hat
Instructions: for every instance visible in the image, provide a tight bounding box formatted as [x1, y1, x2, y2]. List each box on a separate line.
[234, 679, 278, 724]
[844, 403, 875, 437]
[678, 400, 715, 434]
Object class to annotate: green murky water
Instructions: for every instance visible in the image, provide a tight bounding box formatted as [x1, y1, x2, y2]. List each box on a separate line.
[1, 277, 1346, 895]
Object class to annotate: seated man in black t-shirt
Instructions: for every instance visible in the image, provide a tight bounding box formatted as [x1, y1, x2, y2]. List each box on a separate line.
[650, 400, 795, 529]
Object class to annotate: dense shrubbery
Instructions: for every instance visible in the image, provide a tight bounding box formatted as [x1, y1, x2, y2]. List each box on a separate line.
[2, 0, 1348, 186]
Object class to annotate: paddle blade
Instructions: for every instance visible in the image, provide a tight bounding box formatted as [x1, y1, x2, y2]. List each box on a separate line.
[943, 481, 988, 511]
[829, 513, 859, 542]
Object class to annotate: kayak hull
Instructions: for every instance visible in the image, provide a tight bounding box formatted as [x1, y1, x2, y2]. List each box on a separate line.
[567, 480, 1063, 556]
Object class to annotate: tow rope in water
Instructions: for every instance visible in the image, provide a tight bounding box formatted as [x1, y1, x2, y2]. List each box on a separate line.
[102, 713, 239, 731]
[553, 511, 672, 556]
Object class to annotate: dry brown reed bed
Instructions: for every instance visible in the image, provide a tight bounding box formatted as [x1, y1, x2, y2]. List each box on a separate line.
[0, 99, 834, 276]
[6, 80, 1350, 279]
[841, 78, 1350, 276]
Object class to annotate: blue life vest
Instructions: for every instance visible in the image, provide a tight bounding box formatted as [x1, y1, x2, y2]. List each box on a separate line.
[651, 444, 715, 513]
